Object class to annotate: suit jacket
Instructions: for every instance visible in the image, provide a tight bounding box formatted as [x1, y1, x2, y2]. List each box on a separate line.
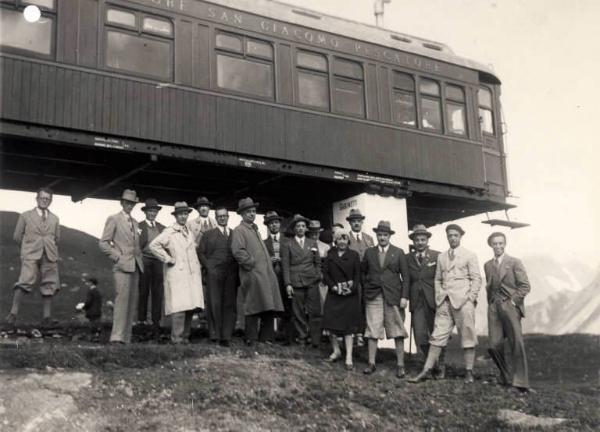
[99, 211, 144, 273]
[187, 216, 218, 247]
[138, 220, 165, 259]
[434, 246, 481, 309]
[484, 254, 530, 317]
[348, 231, 374, 260]
[281, 237, 321, 287]
[361, 244, 409, 306]
[198, 227, 237, 274]
[405, 248, 440, 311]
[13, 208, 60, 262]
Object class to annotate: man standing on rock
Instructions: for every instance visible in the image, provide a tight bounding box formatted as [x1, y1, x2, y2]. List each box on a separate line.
[99, 189, 144, 344]
[5, 188, 61, 327]
[409, 224, 481, 384]
[230, 198, 283, 346]
[485, 232, 531, 393]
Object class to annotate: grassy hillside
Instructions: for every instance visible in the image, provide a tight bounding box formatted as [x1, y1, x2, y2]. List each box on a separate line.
[0, 211, 113, 323]
[0, 334, 598, 431]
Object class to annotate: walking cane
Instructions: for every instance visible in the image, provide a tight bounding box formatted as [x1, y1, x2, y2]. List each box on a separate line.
[408, 312, 414, 360]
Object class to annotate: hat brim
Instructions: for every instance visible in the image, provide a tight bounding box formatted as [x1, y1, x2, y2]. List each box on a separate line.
[121, 198, 139, 204]
[263, 216, 283, 225]
[171, 208, 192, 215]
[142, 206, 162, 212]
[195, 202, 212, 208]
[237, 203, 259, 214]
[373, 228, 395, 235]
[290, 218, 310, 228]
[308, 227, 324, 232]
[346, 216, 365, 222]
[409, 231, 432, 240]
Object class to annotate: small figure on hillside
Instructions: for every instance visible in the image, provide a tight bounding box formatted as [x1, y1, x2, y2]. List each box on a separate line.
[484, 232, 531, 393]
[5, 188, 61, 327]
[76, 276, 103, 341]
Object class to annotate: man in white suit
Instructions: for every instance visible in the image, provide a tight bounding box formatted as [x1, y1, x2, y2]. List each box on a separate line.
[409, 224, 482, 384]
[99, 189, 144, 344]
[5, 188, 60, 326]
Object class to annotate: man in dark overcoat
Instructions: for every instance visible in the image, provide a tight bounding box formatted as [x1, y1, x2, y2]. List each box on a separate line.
[198, 207, 239, 346]
[230, 198, 283, 345]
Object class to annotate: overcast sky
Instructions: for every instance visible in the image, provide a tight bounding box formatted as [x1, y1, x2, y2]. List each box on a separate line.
[1, 0, 599, 269]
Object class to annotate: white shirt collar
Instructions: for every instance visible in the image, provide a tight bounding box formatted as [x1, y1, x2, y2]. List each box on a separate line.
[352, 231, 362, 240]
[295, 235, 305, 244]
[36, 207, 47, 217]
[494, 253, 505, 264]
[271, 233, 279, 241]
[379, 244, 389, 253]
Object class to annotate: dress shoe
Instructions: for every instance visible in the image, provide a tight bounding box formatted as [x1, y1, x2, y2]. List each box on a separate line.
[356, 335, 365, 347]
[219, 340, 230, 347]
[345, 363, 354, 371]
[363, 364, 376, 375]
[110, 340, 126, 345]
[464, 370, 474, 384]
[4, 313, 16, 325]
[325, 352, 342, 363]
[396, 366, 406, 379]
[433, 365, 446, 380]
[509, 385, 532, 394]
[408, 369, 433, 383]
[245, 339, 255, 347]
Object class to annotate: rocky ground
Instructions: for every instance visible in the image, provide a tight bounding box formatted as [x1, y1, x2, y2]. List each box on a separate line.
[0, 331, 598, 431]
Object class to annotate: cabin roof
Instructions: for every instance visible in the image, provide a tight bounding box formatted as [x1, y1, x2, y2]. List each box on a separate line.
[209, 0, 499, 80]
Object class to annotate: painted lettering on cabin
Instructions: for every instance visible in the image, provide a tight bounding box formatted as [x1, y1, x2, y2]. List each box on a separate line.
[260, 20, 339, 48]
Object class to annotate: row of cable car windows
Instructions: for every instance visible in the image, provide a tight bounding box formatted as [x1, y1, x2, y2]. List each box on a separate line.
[0, 1, 495, 136]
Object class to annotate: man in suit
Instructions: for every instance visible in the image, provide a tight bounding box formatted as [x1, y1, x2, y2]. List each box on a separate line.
[361, 221, 410, 378]
[5, 188, 61, 326]
[187, 196, 217, 247]
[346, 208, 373, 346]
[281, 214, 322, 348]
[99, 189, 144, 344]
[409, 224, 482, 384]
[307, 220, 330, 308]
[405, 224, 445, 377]
[137, 198, 165, 333]
[485, 232, 531, 392]
[231, 198, 283, 346]
[263, 210, 294, 345]
[198, 207, 239, 346]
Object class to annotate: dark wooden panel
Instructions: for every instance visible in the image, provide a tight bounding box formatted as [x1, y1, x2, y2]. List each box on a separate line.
[484, 153, 503, 184]
[378, 67, 391, 124]
[365, 63, 379, 121]
[18, 61, 30, 122]
[193, 24, 210, 88]
[276, 44, 293, 105]
[0, 58, 14, 119]
[176, 19, 194, 85]
[57, 0, 79, 64]
[78, 0, 99, 68]
[45, 64, 56, 125]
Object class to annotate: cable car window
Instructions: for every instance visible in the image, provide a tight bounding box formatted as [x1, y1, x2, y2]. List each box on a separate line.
[421, 97, 442, 131]
[142, 16, 172, 36]
[296, 50, 329, 110]
[106, 31, 172, 80]
[333, 78, 364, 117]
[298, 72, 329, 110]
[22, 0, 54, 9]
[420, 79, 440, 96]
[333, 58, 364, 117]
[445, 85, 466, 135]
[216, 54, 274, 98]
[0, 5, 54, 55]
[107, 8, 136, 28]
[392, 72, 416, 127]
[297, 51, 327, 72]
[246, 39, 273, 60]
[215, 32, 274, 99]
[333, 58, 363, 80]
[215, 33, 242, 53]
[478, 87, 495, 134]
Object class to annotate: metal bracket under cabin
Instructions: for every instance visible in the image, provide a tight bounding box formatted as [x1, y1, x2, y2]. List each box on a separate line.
[482, 210, 530, 229]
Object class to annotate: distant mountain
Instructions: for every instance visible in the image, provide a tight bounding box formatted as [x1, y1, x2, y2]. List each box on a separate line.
[0, 211, 113, 323]
[524, 268, 600, 334]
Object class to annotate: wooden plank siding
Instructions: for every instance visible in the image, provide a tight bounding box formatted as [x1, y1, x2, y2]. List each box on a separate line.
[0, 56, 489, 189]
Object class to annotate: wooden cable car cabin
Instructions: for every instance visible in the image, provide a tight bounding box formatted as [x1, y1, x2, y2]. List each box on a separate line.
[0, 0, 512, 226]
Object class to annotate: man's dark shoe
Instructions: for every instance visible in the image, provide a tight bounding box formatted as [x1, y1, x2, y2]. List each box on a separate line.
[245, 339, 254, 347]
[363, 364, 376, 375]
[509, 385, 532, 394]
[396, 366, 406, 379]
[408, 369, 433, 383]
[433, 365, 446, 380]
[219, 340, 230, 347]
[5, 313, 16, 325]
[464, 370, 475, 384]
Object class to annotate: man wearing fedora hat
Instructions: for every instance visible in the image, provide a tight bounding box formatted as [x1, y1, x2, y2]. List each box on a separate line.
[307, 220, 330, 308]
[361, 221, 410, 378]
[231, 198, 283, 345]
[99, 189, 144, 344]
[406, 224, 445, 376]
[187, 196, 217, 247]
[150, 202, 204, 343]
[137, 198, 165, 333]
[263, 211, 294, 345]
[409, 224, 481, 384]
[281, 214, 323, 347]
[484, 232, 531, 392]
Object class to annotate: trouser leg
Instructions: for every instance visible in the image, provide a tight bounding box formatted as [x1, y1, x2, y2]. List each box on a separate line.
[258, 311, 275, 342]
[111, 270, 138, 343]
[291, 287, 309, 340]
[488, 300, 510, 383]
[207, 271, 223, 341]
[138, 260, 151, 322]
[171, 310, 193, 343]
[39, 254, 59, 297]
[500, 300, 529, 388]
[306, 283, 323, 347]
[150, 259, 164, 326]
[221, 271, 238, 341]
[245, 314, 259, 342]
